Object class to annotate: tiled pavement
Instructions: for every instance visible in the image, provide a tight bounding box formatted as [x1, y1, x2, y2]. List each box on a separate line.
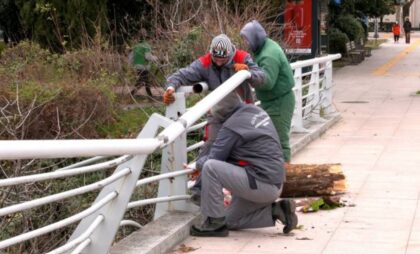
[171, 32, 420, 254]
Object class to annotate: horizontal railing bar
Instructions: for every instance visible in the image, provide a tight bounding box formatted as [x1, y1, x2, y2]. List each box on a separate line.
[302, 102, 314, 110]
[135, 169, 193, 187]
[48, 215, 104, 254]
[127, 195, 191, 209]
[291, 54, 341, 69]
[70, 239, 91, 254]
[59, 156, 109, 170]
[0, 192, 117, 250]
[0, 156, 131, 187]
[0, 168, 131, 217]
[0, 139, 161, 160]
[187, 121, 207, 132]
[120, 220, 143, 229]
[187, 141, 205, 152]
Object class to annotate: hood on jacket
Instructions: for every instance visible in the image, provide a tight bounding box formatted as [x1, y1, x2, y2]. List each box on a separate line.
[240, 20, 267, 53]
[211, 91, 242, 122]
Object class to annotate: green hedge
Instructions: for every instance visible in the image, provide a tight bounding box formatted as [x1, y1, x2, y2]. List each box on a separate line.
[328, 28, 349, 55]
[335, 15, 365, 42]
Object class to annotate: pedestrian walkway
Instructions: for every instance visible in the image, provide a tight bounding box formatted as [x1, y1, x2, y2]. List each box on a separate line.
[170, 32, 420, 254]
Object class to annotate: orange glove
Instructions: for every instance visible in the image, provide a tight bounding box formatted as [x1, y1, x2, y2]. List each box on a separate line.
[163, 88, 175, 105]
[233, 63, 249, 72]
[189, 170, 200, 180]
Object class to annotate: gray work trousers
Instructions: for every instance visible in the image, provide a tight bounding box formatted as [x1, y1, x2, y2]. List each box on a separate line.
[201, 159, 282, 230]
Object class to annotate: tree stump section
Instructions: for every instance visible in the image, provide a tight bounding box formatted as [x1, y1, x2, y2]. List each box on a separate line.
[281, 164, 346, 198]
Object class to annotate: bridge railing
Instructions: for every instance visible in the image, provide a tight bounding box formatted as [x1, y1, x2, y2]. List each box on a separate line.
[0, 54, 340, 253]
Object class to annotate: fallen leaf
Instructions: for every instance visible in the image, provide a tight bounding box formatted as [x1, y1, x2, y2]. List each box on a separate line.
[176, 244, 199, 253]
[296, 237, 313, 240]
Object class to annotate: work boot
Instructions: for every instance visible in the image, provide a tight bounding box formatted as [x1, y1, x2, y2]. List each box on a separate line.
[272, 199, 298, 234]
[190, 217, 229, 237]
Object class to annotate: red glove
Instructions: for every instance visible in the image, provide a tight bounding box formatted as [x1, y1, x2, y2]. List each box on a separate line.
[163, 88, 175, 105]
[233, 63, 249, 72]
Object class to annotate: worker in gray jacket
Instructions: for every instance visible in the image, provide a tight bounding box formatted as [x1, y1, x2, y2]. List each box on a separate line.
[163, 34, 266, 156]
[190, 92, 298, 237]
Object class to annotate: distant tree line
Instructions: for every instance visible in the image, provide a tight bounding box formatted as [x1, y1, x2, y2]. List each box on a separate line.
[0, 0, 156, 51]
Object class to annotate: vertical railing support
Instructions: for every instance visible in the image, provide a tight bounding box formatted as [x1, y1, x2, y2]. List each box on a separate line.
[154, 92, 195, 219]
[309, 63, 326, 123]
[321, 60, 336, 115]
[292, 67, 309, 133]
[65, 114, 171, 254]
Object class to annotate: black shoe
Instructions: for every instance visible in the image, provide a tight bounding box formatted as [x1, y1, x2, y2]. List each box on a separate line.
[272, 199, 298, 234]
[280, 199, 298, 234]
[190, 217, 229, 237]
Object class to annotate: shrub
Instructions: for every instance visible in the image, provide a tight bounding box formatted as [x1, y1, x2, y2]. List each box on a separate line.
[328, 28, 349, 55]
[335, 15, 365, 42]
[0, 41, 139, 140]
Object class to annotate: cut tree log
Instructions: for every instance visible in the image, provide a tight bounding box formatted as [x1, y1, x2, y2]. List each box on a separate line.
[281, 163, 346, 198]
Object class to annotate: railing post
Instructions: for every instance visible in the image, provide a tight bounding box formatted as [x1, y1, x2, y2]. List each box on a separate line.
[291, 67, 308, 133]
[309, 63, 326, 123]
[154, 92, 194, 219]
[321, 60, 336, 115]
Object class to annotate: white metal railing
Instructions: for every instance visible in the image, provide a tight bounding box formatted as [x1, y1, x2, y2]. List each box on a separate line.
[0, 54, 340, 253]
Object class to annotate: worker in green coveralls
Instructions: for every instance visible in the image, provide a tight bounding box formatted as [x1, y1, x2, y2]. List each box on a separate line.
[240, 20, 295, 164]
[129, 41, 157, 97]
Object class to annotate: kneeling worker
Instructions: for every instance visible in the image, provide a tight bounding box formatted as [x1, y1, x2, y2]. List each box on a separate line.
[190, 92, 298, 237]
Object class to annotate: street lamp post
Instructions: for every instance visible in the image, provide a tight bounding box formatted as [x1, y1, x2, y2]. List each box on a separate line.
[374, 17, 379, 39]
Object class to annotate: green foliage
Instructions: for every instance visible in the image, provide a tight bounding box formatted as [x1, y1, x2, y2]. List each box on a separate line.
[170, 26, 204, 70]
[302, 197, 342, 213]
[355, 0, 395, 18]
[97, 107, 163, 138]
[335, 15, 365, 42]
[365, 38, 387, 48]
[0, 41, 6, 55]
[328, 28, 349, 55]
[0, 41, 136, 140]
[15, 0, 107, 51]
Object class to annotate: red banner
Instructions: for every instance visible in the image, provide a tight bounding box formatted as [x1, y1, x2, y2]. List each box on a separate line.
[283, 0, 312, 54]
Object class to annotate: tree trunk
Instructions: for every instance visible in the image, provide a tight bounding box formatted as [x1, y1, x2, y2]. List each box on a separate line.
[403, 0, 415, 19]
[281, 164, 346, 198]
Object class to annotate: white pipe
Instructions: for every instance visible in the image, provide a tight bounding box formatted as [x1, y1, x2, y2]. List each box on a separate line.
[119, 220, 143, 229]
[70, 239, 91, 254]
[59, 156, 109, 170]
[47, 215, 104, 254]
[135, 169, 193, 187]
[291, 54, 341, 69]
[0, 168, 131, 217]
[0, 156, 130, 187]
[0, 192, 117, 250]
[187, 141, 205, 152]
[187, 121, 207, 132]
[127, 195, 191, 209]
[0, 139, 161, 160]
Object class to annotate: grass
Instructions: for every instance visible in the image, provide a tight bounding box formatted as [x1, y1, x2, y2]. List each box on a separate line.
[97, 106, 164, 138]
[366, 38, 387, 49]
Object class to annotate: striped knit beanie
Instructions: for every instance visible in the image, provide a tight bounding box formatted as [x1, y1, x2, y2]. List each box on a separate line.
[210, 34, 232, 58]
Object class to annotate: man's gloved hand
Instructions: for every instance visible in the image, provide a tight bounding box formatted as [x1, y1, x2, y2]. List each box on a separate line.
[233, 63, 249, 72]
[163, 87, 175, 105]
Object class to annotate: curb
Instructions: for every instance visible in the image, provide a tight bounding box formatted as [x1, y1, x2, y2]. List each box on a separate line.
[110, 211, 200, 254]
